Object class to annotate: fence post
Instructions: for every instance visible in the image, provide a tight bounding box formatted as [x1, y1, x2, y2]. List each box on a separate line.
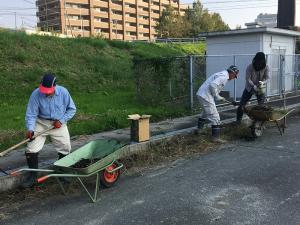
[266, 54, 269, 96]
[189, 55, 194, 110]
[233, 55, 237, 101]
[294, 55, 298, 92]
[279, 54, 285, 96]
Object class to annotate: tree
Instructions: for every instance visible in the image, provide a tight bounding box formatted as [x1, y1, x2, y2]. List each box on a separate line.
[156, 6, 190, 38]
[184, 0, 230, 36]
[156, 0, 229, 38]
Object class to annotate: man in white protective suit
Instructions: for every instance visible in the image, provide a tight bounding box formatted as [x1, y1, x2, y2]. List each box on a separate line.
[196, 65, 239, 143]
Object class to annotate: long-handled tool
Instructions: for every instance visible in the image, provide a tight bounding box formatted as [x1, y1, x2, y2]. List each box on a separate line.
[223, 99, 239, 106]
[0, 126, 54, 157]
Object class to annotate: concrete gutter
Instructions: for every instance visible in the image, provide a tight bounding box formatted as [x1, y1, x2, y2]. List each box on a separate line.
[1, 100, 300, 193]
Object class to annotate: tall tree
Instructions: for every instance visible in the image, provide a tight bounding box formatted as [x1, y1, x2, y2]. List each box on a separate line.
[156, 6, 190, 38]
[156, 0, 229, 38]
[184, 0, 230, 36]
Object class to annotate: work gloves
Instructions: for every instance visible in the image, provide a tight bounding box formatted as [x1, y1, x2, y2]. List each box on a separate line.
[253, 81, 266, 95]
[26, 131, 35, 142]
[53, 120, 62, 129]
[258, 81, 265, 87]
[215, 95, 226, 102]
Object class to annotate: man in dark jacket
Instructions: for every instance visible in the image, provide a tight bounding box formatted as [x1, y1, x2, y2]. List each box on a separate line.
[236, 52, 269, 124]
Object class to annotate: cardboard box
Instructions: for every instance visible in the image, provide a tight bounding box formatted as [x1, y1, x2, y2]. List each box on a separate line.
[128, 114, 151, 142]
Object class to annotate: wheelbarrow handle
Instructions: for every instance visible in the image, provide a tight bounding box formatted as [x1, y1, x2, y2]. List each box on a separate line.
[0, 126, 54, 157]
[37, 175, 50, 183]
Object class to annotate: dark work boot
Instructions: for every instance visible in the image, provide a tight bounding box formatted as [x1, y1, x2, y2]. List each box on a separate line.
[198, 118, 206, 129]
[236, 105, 244, 125]
[211, 125, 227, 144]
[58, 152, 67, 160]
[21, 152, 38, 188]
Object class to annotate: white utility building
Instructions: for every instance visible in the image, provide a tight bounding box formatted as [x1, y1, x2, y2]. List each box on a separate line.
[200, 27, 300, 98]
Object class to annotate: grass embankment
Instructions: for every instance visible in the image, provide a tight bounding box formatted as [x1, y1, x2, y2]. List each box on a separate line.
[0, 30, 205, 152]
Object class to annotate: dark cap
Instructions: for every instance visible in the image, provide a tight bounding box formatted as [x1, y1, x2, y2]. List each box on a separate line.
[39, 73, 56, 94]
[227, 65, 239, 77]
[252, 52, 266, 71]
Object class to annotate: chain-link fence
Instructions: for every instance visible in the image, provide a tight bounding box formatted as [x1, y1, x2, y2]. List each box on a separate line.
[134, 54, 300, 113]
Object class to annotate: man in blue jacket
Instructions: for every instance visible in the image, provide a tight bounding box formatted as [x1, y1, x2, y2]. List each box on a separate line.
[23, 73, 76, 188]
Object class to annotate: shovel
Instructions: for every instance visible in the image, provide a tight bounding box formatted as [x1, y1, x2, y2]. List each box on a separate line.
[223, 99, 239, 106]
[0, 126, 54, 157]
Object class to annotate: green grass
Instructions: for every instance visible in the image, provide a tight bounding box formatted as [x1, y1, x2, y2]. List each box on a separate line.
[0, 30, 205, 152]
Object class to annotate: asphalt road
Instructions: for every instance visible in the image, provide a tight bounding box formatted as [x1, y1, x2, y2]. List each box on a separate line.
[2, 116, 300, 225]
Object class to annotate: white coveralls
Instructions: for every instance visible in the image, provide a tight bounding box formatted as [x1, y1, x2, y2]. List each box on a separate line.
[196, 70, 229, 125]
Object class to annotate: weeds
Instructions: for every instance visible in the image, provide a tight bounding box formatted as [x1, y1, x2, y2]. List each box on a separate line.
[0, 30, 205, 152]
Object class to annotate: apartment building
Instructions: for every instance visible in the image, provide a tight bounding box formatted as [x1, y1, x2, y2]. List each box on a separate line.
[36, 0, 181, 40]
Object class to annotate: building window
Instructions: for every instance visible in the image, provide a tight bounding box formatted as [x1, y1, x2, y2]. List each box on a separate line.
[112, 10, 123, 15]
[95, 17, 101, 22]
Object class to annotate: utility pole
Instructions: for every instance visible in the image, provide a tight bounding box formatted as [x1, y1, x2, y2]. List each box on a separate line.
[21, 17, 25, 30]
[14, 12, 17, 30]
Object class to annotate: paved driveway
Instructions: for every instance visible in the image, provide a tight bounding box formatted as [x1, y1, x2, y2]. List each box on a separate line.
[2, 116, 300, 225]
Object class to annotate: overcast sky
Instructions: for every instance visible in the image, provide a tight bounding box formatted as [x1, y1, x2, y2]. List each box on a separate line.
[0, 0, 280, 30]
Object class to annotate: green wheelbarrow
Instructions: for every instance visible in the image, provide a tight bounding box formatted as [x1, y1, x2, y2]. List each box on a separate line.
[11, 139, 125, 202]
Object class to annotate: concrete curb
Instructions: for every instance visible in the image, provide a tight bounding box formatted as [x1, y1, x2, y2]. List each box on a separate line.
[1, 102, 299, 193]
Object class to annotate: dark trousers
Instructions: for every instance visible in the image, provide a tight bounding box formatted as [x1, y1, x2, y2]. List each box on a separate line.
[236, 88, 265, 122]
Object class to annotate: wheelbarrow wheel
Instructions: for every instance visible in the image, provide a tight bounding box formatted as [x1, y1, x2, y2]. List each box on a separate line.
[100, 163, 120, 188]
[251, 121, 263, 138]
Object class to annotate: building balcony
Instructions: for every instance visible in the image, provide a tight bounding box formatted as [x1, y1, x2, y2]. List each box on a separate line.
[125, 25, 137, 32]
[111, 14, 123, 20]
[65, 0, 89, 4]
[93, 1, 109, 8]
[139, 27, 150, 33]
[124, 7, 136, 14]
[160, 0, 170, 5]
[93, 11, 109, 18]
[94, 21, 110, 29]
[150, 13, 159, 18]
[111, 23, 123, 30]
[111, 4, 123, 11]
[150, 20, 158, 26]
[150, 4, 159, 10]
[124, 35, 136, 40]
[124, 0, 136, 5]
[138, 19, 150, 25]
[139, 2, 149, 8]
[125, 16, 137, 23]
[67, 19, 90, 27]
[71, 29, 91, 37]
[65, 8, 90, 16]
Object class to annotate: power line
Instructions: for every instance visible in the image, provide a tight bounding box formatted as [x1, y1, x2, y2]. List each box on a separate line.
[181, 0, 276, 6]
[206, 5, 277, 11]
[0, 3, 278, 11]
[22, 0, 35, 4]
[201, 0, 276, 4]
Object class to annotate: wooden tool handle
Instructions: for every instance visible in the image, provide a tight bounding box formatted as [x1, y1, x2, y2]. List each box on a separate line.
[0, 126, 53, 157]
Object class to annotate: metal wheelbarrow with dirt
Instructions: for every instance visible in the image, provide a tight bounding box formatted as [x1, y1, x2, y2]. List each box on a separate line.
[11, 139, 125, 202]
[244, 105, 294, 138]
